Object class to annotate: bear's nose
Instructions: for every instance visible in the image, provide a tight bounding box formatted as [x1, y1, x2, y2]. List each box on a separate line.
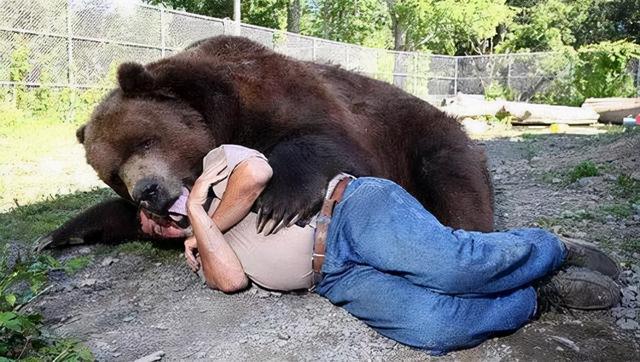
[132, 180, 161, 204]
[139, 183, 159, 201]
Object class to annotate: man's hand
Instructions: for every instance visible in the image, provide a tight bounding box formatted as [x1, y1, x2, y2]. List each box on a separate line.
[187, 155, 228, 208]
[184, 236, 200, 272]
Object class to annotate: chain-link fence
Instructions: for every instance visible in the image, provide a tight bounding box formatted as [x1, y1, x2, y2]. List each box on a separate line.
[1, 0, 639, 104]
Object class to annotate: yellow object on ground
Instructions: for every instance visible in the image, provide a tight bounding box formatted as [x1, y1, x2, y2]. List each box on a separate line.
[549, 123, 570, 133]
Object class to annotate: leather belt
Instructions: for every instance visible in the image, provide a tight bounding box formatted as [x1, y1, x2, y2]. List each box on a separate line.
[311, 177, 351, 288]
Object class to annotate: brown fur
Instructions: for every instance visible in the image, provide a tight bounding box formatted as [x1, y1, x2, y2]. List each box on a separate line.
[44, 35, 494, 249]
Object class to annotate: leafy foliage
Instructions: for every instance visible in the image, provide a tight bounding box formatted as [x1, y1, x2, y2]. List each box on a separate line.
[3, 36, 114, 124]
[567, 160, 599, 182]
[144, 0, 640, 56]
[531, 41, 640, 105]
[310, 0, 391, 48]
[0, 249, 94, 361]
[573, 41, 640, 99]
[484, 82, 516, 101]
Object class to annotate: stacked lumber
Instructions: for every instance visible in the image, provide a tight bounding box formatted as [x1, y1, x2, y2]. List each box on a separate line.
[582, 98, 640, 124]
[439, 93, 600, 125]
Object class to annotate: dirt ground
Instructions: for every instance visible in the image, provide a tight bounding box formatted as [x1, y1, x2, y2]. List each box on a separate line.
[27, 126, 640, 361]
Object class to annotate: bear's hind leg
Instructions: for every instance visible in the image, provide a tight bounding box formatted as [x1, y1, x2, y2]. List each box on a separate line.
[412, 143, 494, 232]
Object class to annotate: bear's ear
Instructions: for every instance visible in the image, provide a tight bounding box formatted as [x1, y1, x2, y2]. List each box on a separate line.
[76, 124, 86, 144]
[117, 62, 155, 95]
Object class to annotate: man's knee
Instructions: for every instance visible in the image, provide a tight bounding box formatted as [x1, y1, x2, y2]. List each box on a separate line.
[399, 315, 484, 353]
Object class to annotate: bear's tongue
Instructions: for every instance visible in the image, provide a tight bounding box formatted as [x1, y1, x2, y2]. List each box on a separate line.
[168, 187, 190, 220]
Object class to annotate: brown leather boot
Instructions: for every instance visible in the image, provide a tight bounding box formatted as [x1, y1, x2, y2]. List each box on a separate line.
[559, 236, 620, 279]
[536, 266, 621, 312]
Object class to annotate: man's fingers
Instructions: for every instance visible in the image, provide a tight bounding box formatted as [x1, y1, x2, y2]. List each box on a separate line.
[188, 259, 199, 272]
[185, 250, 199, 272]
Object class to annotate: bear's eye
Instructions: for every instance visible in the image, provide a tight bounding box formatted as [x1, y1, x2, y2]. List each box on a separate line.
[137, 139, 155, 152]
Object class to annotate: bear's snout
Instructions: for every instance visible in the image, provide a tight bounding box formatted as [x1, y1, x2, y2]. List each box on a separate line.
[132, 178, 173, 214]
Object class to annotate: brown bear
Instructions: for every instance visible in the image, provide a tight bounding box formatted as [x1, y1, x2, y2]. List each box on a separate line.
[38, 35, 494, 250]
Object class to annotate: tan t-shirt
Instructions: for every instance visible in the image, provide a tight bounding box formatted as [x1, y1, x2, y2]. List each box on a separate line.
[204, 145, 315, 291]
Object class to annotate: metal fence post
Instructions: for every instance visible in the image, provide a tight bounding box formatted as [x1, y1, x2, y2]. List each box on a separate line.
[636, 59, 640, 97]
[160, 8, 166, 57]
[507, 56, 512, 89]
[454, 56, 459, 95]
[66, 0, 75, 121]
[66, 0, 74, 86]
[412, 54, 417, 95]
[345, 45, 349, 67]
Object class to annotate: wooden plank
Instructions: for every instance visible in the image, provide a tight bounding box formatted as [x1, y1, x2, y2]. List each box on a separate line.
[582, 97, 640, 123]
[504, 102, 599, 125]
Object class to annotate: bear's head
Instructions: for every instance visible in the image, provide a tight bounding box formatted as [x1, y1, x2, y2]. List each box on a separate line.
[77, 62, 222, 216]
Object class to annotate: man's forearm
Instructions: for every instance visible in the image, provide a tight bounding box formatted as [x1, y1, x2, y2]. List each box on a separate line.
[211, 159, 269, 232]
[188, 204, 248, 292]
[211, 190, 260, 232]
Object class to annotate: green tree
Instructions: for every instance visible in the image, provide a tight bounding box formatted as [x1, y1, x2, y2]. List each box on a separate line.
[287, 0, 301, 32]
[243, 0, 288, 29]
[148, 0, 234, 19]
[500, 0, 636, 53]
[601, 0, 640, 44]
[498, 0, 575, 52]
[308, 0, 392, 48]
[574, 40, 640, 99]
[386, 0, 515, 54]
[148, 0, 289, 29]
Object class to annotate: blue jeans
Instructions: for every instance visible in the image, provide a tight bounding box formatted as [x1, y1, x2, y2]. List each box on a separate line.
[315, 177, 566, 354]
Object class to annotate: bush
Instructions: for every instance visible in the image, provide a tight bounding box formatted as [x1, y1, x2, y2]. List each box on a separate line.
[484, 81, 516, 101]
[533, 40, 640, 105]
[4, 37, 114, 125]
[573, 40, 640, 99]
[0, 248, 93, 361]
[567, 160, 599, 182]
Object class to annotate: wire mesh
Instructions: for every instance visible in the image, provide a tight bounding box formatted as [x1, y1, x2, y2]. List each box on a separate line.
[0, 0, 637, 100]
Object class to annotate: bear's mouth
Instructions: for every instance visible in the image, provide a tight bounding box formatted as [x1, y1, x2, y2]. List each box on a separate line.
[139, 186, 216, 235]
[139, 186, 191, 231]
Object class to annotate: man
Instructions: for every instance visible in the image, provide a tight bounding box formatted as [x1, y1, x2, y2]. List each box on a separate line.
[141, 144, 620, 354]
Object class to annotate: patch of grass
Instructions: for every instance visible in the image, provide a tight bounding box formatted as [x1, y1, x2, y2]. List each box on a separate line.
[595, 124, 640, 142]
[567, 160, 600, 182]
[520, 132, 552, 141]
[621, 238, 640, 254]
[519, 140, 538, 161]
[540, 171, 565, 185]
[560, 209, 595, 221]
[112, 241, 179, 261]
[615, 174, 640, 200]
[0, 188, 115, 246]
[0, 252, 94, 361]
[63, 255, 93, 275]
[599, 203, 635, 219]
[29, 338, 94, 361]
[0, 103, 101, 212]
[533, 217, 561, 229]
[521, 132, 540, 140]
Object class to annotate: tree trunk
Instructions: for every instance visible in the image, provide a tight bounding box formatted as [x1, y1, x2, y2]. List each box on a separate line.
[385, 0, 406, 51]
[287, 0, 301, 33]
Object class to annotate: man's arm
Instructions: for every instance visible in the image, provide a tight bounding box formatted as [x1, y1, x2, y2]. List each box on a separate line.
[211, 158, 273, 232]
[187, 157, 272, 292]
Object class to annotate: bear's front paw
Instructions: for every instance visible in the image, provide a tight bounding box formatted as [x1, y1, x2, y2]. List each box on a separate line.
[256, 188, 324, 235]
